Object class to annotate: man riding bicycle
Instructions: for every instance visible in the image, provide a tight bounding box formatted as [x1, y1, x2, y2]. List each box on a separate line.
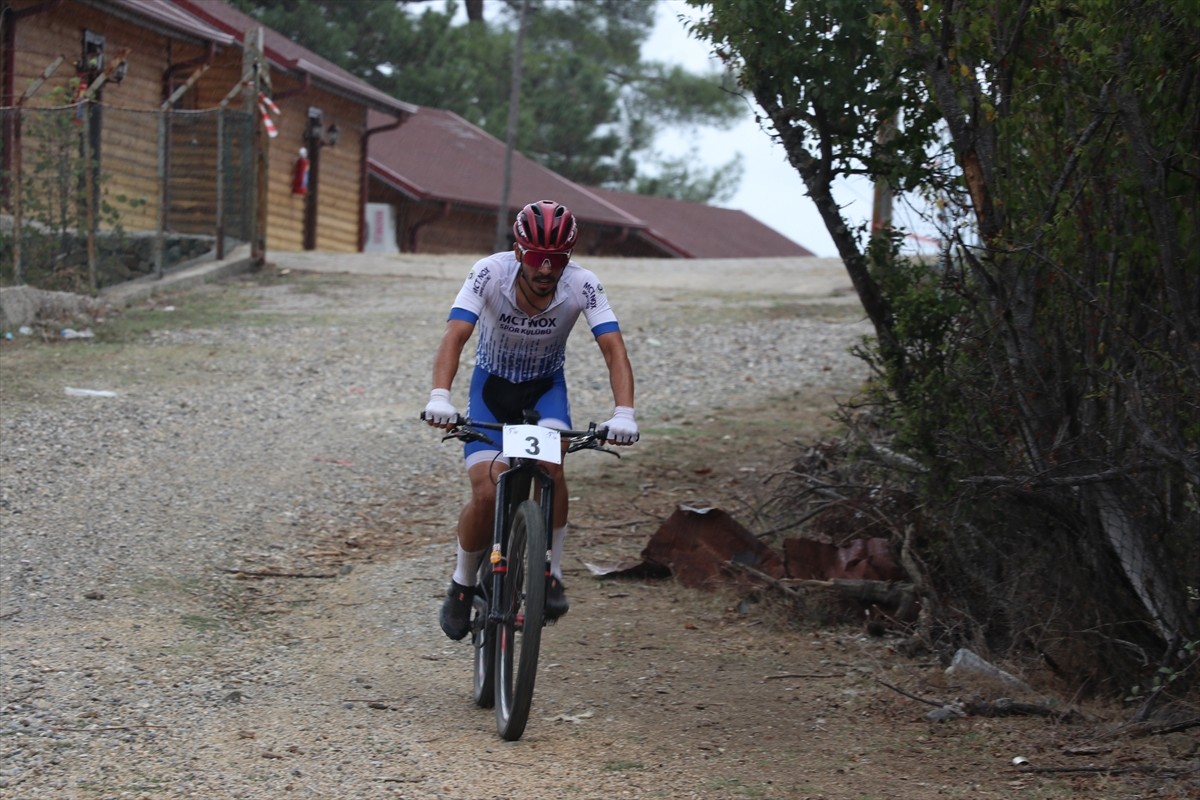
[423, 200, 638, 641]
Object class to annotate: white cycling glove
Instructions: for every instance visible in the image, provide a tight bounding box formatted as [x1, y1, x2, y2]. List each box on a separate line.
[424, 388, 458, 426]
[601, 406, 638, 444]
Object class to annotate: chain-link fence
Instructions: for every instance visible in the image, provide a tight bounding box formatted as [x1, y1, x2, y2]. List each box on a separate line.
[1, 103, 254, 294]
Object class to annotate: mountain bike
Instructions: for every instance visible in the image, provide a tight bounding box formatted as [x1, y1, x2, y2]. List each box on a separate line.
[424, 411, 626, 740]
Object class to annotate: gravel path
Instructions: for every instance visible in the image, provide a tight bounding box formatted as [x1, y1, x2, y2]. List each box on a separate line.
[0, 255, 881, 799]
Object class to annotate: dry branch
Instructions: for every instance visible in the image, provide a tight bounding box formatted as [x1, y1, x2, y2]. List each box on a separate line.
[782, 577, 916, 607]
[1124, 717, 1200, 737]
[963, 697, 1083, 722]
[876, 678, 945, 708]
[725, 561, 917, 609]
[1146, 717, 1200, 736]
[876, 679, 1084, 722]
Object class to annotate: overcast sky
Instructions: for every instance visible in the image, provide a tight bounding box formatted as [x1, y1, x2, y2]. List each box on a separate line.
[646, 2, 948, 258]
[644, 1, 855, 257]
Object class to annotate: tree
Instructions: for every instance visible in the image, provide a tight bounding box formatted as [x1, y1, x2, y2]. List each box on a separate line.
[227, 0, 745, 202]
[692, 0, 1199, 695]
[631, 149, 743, 205]
[686, 0, 943, 388]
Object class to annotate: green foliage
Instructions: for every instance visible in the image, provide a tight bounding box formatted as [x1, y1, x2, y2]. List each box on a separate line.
[690, 0, 1200, 693]
[8, 86, 135, 293]
[855, 235, 972, 466]
[226, 0, 745, 201]
[1126, 635, 1199, 705]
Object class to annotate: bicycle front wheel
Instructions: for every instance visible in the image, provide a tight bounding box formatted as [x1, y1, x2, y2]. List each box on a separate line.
[494, 499, 548, 740]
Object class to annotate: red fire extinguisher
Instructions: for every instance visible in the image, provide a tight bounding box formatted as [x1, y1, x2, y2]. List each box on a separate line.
[292, 148, 310, 195]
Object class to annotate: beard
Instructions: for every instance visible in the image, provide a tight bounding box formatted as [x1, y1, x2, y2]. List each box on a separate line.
[521, 269, 556, 296]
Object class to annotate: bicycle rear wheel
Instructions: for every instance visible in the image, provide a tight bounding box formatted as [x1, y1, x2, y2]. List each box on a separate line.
[471, 569, 494, 708]
[494, 499, 547, 740]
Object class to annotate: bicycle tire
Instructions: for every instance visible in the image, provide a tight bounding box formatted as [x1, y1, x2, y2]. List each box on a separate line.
[494, 499, 547, 740]
[471, 572, 495, 708]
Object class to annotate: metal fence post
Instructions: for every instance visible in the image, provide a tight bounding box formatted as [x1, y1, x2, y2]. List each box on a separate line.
[216, 106, 226, 260]
[11, 108, 25, 286]
[155, 107, 167, 278]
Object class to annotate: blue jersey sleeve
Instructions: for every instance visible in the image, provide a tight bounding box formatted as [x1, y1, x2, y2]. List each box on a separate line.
[591, 320, 620, 337]
[448, 307, 479, 325]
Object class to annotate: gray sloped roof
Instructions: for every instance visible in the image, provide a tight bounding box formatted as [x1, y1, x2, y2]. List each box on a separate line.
[89, 0, 237, 46]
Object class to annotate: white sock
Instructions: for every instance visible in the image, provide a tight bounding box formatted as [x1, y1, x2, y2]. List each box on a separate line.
[453, 545, 485, 586]
[550, 525, 567, 579]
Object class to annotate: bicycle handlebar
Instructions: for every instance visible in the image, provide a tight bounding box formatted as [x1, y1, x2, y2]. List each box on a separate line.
[420, 412, 637, 452]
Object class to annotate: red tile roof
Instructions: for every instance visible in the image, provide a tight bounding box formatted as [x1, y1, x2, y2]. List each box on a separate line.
[586, 187, 815, 258]
[368, 107, 643, 229]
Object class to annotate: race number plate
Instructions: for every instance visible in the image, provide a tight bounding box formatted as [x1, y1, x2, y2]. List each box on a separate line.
[502, 424, 562, 465]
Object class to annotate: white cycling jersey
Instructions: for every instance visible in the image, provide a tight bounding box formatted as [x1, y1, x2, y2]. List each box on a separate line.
[448, 251, 620, 383]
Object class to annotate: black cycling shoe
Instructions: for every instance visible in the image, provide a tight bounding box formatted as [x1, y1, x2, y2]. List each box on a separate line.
[545, 575, 570, 620]
[440, 580, 473, 641]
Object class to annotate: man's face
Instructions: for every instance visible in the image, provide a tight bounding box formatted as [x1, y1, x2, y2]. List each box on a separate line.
[515, 244, 570, 297]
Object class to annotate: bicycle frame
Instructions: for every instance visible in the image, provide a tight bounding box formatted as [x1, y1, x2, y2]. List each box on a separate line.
[487, 455, 554, 627]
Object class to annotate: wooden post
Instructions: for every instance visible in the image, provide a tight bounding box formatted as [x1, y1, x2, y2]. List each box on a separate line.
[242, 28, 264, 266]
[79, 51, 130, 291]
[82, 101, 97, 291]
[243, 28, 267, 266]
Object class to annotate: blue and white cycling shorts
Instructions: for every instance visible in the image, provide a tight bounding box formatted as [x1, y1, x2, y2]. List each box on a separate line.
[463, 364, 571, 469]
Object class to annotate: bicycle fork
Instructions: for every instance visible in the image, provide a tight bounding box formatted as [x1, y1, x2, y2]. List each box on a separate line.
[487, 467, 555, 629]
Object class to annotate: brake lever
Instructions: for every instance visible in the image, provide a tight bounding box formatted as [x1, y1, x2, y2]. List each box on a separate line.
[567, 435, 623, 458]
[445, 427, 495, 446]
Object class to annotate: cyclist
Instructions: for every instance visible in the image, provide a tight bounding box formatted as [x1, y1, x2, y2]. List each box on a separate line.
[423, 200, 638, 641]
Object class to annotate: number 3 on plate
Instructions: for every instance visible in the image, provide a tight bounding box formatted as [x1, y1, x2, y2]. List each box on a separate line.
[502, 424, 561, 464]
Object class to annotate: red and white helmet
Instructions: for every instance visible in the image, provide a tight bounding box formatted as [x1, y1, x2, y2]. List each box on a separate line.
[513, 200, 578, 251]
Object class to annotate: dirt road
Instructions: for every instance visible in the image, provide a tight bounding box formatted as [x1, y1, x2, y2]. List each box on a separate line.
[1, 254, 1185, 799]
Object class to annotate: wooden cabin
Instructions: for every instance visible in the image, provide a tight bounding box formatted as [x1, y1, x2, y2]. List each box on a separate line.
[177, 0, 415, 253]
[1, 0, 415, 266]
[2, 0, 242, 240]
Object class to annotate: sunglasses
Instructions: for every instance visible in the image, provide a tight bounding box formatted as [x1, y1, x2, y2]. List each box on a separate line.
[518, 246, 571, 271]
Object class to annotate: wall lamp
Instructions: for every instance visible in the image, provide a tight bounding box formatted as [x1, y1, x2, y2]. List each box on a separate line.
[306, 107, 339, 147]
